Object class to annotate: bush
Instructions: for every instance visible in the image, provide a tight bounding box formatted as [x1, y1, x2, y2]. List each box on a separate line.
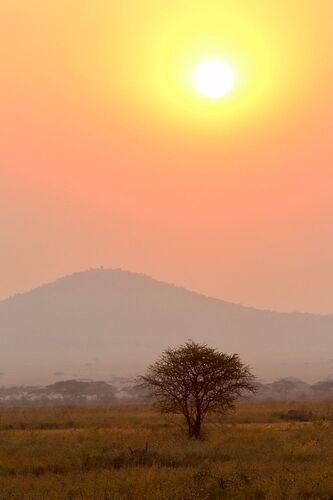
[276, 409, 314, 422]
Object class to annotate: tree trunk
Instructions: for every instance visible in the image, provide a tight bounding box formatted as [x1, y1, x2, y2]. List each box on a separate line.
[188, 414, 201, 438]
[185, 414, 193, 438]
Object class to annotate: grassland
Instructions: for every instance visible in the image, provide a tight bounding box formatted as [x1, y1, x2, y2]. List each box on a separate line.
[0, 402, 333, 499]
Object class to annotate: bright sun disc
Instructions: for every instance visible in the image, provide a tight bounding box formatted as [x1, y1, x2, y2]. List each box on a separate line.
[192, 60, 235, 99]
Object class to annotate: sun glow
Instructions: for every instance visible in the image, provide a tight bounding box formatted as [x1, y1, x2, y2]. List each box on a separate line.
[88, 1, 299, 133]
[192, 60, 235, 99]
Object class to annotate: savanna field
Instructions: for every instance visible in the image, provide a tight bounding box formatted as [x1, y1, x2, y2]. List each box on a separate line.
[0, 403, 333, 499]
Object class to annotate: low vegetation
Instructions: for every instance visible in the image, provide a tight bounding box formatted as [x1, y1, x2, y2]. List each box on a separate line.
[0, 402, 333, 499]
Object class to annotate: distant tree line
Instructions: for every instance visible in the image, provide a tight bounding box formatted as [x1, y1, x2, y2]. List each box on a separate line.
[1, 373, 333, 408]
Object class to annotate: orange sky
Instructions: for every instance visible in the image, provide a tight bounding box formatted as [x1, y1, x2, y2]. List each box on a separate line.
[1, 0, 333, 313]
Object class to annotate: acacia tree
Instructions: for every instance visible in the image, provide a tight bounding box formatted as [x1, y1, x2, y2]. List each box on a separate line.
[140, 340, 256, 438]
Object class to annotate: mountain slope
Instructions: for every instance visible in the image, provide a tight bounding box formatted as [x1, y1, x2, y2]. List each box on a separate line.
[1, 269, 332, 384]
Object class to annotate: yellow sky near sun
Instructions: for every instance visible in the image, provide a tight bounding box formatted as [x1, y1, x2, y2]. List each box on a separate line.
[2, 0, 330, 134]
[63, 0, 329, 135]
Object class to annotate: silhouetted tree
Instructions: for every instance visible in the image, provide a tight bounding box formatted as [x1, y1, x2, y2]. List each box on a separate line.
[140, 340, 255, 438]
[270, 378, 299, 401]
[311, 381, 333, 399]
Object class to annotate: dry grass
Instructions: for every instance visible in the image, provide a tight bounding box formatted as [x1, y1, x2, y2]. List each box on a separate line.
[0, 402, 332, 499]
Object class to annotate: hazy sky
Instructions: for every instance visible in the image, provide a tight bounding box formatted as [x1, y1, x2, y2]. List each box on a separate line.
[1, 1, 333, 313]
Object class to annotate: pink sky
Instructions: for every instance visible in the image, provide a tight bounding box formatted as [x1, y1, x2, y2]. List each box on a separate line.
[1, 1, 333, 313]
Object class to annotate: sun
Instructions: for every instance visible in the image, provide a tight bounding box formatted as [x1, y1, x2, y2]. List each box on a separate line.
[192, 59, 235, 99]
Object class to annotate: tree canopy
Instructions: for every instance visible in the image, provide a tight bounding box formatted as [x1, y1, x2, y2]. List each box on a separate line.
[140, 340, 256, 438]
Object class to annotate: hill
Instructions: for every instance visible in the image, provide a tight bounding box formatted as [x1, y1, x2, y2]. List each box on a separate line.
[0, 269, 332, 384]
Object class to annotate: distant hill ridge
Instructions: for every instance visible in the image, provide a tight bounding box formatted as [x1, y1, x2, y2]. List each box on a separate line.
[3, 268, 329, 317]
[1, 268, 333, 384]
